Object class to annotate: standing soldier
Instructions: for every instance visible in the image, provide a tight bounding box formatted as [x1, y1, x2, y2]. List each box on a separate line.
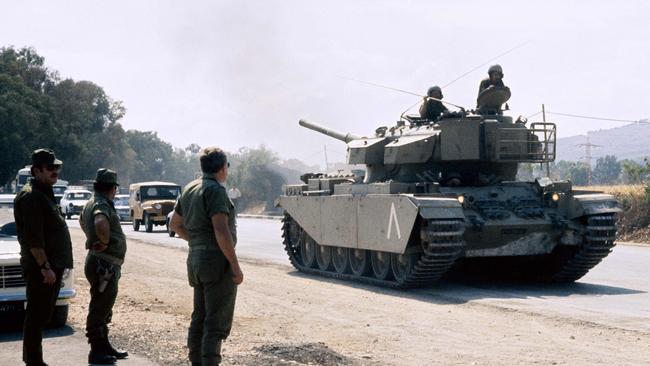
[14, 149, 73, 366]
[170, 147, 243, 366]
[79, 168, 128, 365]
[419, 85, 448, 120]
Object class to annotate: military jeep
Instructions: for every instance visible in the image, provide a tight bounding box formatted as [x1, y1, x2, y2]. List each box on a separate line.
[129, 181, 181, 232]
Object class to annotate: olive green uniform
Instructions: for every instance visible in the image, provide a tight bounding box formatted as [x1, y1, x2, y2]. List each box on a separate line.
[419, 99, 448, 120]
[80, 193, 127, 343]
[175, 174, 237, 365]
[14, 179, 73, 365]
[478, 77, 505, 96]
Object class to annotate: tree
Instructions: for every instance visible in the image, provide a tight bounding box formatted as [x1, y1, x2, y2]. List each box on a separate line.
[592, 155, 621, 185]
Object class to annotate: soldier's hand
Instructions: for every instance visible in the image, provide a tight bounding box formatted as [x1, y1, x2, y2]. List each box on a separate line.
[232, 265, 244, 285]
[41, 268, 56, 284]
[92, 241, 108, 252]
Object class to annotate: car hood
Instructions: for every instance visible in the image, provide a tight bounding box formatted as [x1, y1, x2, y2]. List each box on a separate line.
[141, 199, 176, 206]
[0, 236, 20, 258]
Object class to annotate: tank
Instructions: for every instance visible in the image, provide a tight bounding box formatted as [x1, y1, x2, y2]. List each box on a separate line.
[278, 87, 620, 288]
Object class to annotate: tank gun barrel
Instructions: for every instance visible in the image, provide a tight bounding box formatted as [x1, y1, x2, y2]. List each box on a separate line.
[299, 119, 360, 143]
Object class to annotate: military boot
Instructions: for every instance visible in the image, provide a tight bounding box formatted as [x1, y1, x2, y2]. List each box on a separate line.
[103, 337, 129, 359]
[88, 339, 117, 365]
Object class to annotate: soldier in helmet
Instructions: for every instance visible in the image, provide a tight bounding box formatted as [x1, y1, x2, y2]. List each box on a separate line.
[419, 85, 448, 120]
[478, 64, 505, 96]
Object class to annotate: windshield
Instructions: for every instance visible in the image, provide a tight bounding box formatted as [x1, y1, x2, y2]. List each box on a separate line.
[53, 186, 67, 195]
[140, 186, 180, 201]
[66, 192, 92, 200]
[0, 201, 14, 229]
[114, 196, 129, 206]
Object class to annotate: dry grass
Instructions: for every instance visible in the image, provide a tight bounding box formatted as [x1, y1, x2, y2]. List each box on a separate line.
[575, 185, 645, 195]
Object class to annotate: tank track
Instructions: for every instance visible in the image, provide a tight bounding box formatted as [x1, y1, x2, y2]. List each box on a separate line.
[281, 214, 465, 289]
[551, 213, 617, 282]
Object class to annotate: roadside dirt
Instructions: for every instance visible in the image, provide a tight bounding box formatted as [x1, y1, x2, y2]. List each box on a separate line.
[67, 229, 650, 366]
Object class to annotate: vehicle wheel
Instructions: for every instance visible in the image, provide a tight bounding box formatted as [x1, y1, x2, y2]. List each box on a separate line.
[349, 249, 370, 277]
[371, 250, 393, 280]
[315, 244, 332, 271]
[145, 213, 153, 233]
[65, 212, 71, 220]
[331, 247, 351, 274]
[49, 305, 68, 328]
[133, 218, 140, 231]
[391, 252, 420, 284]
[300, 236, 317, 268]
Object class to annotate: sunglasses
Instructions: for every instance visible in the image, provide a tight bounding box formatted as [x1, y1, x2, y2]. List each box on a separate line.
[45, 164, 61, 172]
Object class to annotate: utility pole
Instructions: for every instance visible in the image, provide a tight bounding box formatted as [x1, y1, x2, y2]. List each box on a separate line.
[577, 134, 600, 185]
[324, 145, 329, 173]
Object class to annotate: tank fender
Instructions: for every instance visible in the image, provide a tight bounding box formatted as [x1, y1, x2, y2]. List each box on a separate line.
[565, 193, 621, 219]
[410, 197, 465, 220]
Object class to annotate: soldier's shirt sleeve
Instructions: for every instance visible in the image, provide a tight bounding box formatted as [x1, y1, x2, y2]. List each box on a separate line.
[92, 202, 111, 220]
[174, 195, 183, 216]
[205, 185, 230, 218]
[17, 194, 46, 249]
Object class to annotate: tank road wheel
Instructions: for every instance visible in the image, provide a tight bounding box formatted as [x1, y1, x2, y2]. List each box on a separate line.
[331, 247, 351, 274]
[349, 249, 370, 277]
[370, 251, 393, 280]
[300, 236, 318, 268]
[391, 252, 420, 284]
[315, 244, 333, 271]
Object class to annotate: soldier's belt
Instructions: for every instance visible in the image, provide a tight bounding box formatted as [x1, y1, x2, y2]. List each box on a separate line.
[89, 251, 124, 266]
[188, 244, 219, 252]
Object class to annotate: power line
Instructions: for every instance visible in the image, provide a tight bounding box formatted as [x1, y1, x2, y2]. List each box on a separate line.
[528, 110, 649, 124]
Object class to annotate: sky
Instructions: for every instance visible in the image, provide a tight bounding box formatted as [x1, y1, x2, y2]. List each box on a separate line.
[2, 0, 649, 167]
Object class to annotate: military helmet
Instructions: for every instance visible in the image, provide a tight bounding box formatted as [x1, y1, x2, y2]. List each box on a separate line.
[488, 64, 503, 76]
[427, 85, 443, 98]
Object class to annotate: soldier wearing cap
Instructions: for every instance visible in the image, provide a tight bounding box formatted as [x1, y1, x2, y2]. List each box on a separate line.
[79, 168, 128, 365]
[478, 64, 506, 96]
[170, 147, 242, 366]
[14, 148, 73, 366]
[419, 85, 448, 120]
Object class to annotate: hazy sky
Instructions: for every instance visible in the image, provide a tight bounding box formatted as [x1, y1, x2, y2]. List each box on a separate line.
[2, 1, 649, 167]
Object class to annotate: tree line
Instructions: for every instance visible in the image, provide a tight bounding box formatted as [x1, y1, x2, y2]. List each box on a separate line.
[518, 156, 650, 186]
[0, 46, 299, 211]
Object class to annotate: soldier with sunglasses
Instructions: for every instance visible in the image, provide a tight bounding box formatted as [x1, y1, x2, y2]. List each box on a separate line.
[14, 149, 73, 366]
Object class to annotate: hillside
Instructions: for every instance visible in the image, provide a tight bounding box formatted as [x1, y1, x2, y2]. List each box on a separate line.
[556, 122, 650, 163]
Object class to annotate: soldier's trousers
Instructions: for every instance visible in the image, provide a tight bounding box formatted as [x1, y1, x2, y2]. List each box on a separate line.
[21, 260, 63, 365]
[187, 249, 237, 365]
[84, 254, 121, 341]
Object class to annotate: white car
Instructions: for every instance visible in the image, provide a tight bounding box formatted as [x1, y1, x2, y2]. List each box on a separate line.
[114, 194, 131, 222]
[0, 194, 76, 327]
[60, 189, 92, 219]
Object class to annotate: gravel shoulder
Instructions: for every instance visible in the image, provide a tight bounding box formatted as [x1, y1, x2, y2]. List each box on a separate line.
[59, 228, 650, 366]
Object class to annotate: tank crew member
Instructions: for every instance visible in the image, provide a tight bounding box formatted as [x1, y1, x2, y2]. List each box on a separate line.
[478, 64, 505, 96]
[419, 85, 448, 120]
[80, 168, 128, 365]
[14, 148, 73, 366]
[170, 147, 242, 366]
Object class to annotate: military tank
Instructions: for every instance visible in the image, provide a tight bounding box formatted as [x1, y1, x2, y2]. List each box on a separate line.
[278, 87, 620, 288]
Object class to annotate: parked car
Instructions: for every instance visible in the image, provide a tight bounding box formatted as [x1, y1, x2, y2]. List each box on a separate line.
[129, 182, 181, 232]
[60, 189, 92, 219]
[114, 194, 131, 222]
[0, 195, 75, 327]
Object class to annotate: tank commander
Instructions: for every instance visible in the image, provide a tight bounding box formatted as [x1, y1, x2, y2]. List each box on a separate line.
[14, 148, 73, 366]
[419, 85, 448, 120]
[478, 64, 505, 96]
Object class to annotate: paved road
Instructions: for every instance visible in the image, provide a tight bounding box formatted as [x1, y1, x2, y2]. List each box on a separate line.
[69, 217, 650, 334]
